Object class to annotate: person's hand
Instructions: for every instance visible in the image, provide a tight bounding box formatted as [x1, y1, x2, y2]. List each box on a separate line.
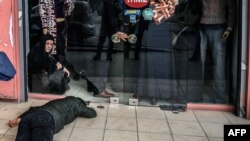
[56, 62, 63, 70]
[115, 32, 128, 41]
[63, 67, 70, 77]
[8, 118, 21, 127]
[56, 18, 65, 22]
[43, 28, 48, 35]
[222, 29, 231, 40]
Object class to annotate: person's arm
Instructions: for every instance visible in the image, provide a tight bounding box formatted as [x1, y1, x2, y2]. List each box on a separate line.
[103, 0, 128, 42]
[114, 32, 128, 41]
[8, 107, 39, 127]
[226, 0, 236, 31]
[64, 0, 74, 17]
[39, 0, 49, 34]
[222, 0, 236, 40]
[55, 62, 70, 77]
[34, 52, 52, 74]
[78, 107, 97, 118]
[8, 118, 21, 127]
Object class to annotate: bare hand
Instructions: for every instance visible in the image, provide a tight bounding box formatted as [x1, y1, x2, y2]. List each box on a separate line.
[56, 62, 63, 70]
[115, 32, 128, 41]
[8, 118, 21, 127]
[222, 30, 231, 40]
[43, 28, 48, 35]
[63, 67, 70, 77]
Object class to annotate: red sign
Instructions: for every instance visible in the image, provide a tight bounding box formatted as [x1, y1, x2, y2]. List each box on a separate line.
[124, 0, 149, 8]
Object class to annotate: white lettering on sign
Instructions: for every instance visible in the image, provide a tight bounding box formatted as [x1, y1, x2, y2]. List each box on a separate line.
[228, 129, 247, 136]
[124, 0, 149, 8]
[128, 0, 147, 2]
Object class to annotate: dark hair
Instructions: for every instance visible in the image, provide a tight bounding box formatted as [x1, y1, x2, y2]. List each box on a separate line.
[40, 34, 54, 50]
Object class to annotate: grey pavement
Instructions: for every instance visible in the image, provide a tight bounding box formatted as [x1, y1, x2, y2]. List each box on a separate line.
[0, 99, 250, 141]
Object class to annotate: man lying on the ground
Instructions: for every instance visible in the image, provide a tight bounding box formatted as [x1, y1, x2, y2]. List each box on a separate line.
[8, 96, 97, 141]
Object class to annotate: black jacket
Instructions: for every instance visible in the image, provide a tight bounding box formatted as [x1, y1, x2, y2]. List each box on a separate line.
[169, 0, 202, 27]
[20, 96, 96, 133]
[28, 34, 57, 75]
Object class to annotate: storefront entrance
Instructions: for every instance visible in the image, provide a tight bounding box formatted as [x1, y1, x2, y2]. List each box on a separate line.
[25, 0, 246, 113]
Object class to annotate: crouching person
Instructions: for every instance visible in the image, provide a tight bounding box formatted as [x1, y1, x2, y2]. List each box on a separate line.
[28, 34, 70, 94]
[8, 96, 97, 141]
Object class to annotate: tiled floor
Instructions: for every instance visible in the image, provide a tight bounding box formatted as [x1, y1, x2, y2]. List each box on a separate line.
[0, 99, 250, 141]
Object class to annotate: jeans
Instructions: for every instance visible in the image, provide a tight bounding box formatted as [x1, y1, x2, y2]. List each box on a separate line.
[200, 24, 227, 102]
[15, 110, 54, 141]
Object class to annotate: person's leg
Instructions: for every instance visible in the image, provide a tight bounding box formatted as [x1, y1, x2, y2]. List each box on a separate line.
[106, 37, 114, 61]
[189, 29, 201, 61]
[64, 61, 80, 81]
[56, 22, 67, 58]
[199, 25, 208, 81]
[15, 117, 32, 141]
[86, 78, 99, 95]
[123, 25, 132, 58]
[30, 111, 55, 141]
[135, 21, 145, 60]
[93, 19, 108, 60]
[210, 25, 227, 103]
[200, 25, 216, 102]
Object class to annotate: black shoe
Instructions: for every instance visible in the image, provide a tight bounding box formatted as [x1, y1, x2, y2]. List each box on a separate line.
[87, 86, 99, 95]
[93, 54, 101, 60]
[92, 87, 99, 95]
[87, 79, 99, 95]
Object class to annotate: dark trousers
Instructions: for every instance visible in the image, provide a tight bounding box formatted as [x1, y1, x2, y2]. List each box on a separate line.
[124, 19, 146, 58]
[15, 111, 54, 141]
[56, 21, 67, 57]
[96, 20, 113, 57]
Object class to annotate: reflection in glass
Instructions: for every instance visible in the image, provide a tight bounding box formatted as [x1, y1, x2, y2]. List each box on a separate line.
[111, 34, 121, 43]
[127, 34, 137, 44]
[26, 0, 238, 106]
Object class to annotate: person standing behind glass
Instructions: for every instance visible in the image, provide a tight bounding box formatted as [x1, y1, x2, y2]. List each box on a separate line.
[39, 0, 74, 60]
[199, 0, 235, 103]
[92, 0, 122, 61]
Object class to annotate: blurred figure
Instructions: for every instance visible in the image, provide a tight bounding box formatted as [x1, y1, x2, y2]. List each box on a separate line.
[124, 17, 148, 60]
[92, 31, 128, 98]
[199, 0, 235, 103]
[92, 0, 123, 61]
[39, 0, 83, 80]
[39, 0, 74, 59]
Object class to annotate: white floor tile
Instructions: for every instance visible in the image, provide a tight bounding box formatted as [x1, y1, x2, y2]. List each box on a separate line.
[194, 110, 230, 124]
[75, 116, 106, 129]
[138, 118, 171, 134]
[106, 117, 136, 131]
[169, 121, 205, 136]
[108, 104, 136, 117]
[139, 132, 173, 141]
[200, 122, 224, 138]
[104, 130, 137, 141]
[173, 135, 208, 141]
[69, 128, 103, 141]
[165, 110, 197, 122]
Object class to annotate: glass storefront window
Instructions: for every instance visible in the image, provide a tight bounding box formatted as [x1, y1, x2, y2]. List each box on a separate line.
[27, 0, 239, 106]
